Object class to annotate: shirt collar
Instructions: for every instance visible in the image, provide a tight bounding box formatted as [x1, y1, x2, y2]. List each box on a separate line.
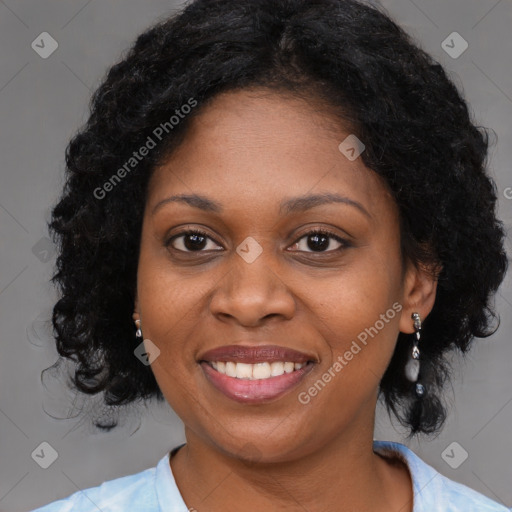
[373, 440, 442, 512]
[155, 443, 189, 512]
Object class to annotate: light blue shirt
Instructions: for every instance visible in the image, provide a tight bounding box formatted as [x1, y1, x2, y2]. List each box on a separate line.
[31, 440, 510, 512]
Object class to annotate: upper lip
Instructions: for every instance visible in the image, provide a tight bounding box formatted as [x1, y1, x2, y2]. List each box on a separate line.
[198, 345, 316, 364]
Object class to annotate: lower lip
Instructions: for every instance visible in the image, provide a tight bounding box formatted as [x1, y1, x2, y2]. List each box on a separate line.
[200, 362, 314, 404]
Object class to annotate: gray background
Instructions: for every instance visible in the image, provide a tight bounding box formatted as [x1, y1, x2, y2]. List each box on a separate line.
[0, 0, 511, 511]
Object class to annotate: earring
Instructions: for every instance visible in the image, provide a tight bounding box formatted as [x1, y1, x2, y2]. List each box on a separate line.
[135, 319, 142, 339]
[405, 312, 425, 398]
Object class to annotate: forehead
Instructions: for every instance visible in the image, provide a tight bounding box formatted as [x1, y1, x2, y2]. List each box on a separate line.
[147, 89, 396, 221]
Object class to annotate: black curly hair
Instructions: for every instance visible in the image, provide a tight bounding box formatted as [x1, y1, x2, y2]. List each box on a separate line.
[47, 0, 509, 436]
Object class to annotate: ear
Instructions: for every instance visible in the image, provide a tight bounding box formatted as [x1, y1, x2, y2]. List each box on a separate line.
[132, 296, 140, 324]
[399, 258, 440, 334]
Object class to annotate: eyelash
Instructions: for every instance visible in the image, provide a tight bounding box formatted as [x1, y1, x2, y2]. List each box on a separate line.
[166, 228, 350, 254]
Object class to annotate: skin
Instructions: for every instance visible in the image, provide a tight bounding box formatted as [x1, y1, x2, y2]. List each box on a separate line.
[133, 88, 438, 512]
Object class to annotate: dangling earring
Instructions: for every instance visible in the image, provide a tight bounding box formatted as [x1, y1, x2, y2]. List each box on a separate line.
[135, 319, 142, 339]
[405, 312, 425, 398]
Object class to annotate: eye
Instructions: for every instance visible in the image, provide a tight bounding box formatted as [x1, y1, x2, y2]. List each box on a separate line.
[167, 229, 223, 252]
[288, 230, 349, 253]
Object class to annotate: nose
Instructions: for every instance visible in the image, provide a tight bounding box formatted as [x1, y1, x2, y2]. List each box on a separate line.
[209, 252, 296, 327]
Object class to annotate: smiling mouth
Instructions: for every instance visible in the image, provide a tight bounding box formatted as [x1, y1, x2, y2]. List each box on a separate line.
[199, 359, 316, 404]
[197, 344, 317, 403]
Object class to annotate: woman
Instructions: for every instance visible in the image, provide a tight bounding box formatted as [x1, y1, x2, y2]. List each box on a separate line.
[32, 0, 509, 510]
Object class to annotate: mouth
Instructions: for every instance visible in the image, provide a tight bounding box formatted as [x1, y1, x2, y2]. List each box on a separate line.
[198, 345, 317, 404]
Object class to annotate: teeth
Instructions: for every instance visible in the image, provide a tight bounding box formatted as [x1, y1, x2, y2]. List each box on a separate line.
[253, 362, 271, 379]
[236, 363, 253, 379]
[209, 361, 306, 379]
[284, 362, 294, 373]
[225, 361, 237, 377]
[270, 361, 284, 376]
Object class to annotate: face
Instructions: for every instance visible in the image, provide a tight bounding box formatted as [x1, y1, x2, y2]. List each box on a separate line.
[134, 89, 436, 463]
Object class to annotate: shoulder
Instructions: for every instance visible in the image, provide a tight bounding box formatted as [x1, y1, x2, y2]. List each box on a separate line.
[373, 440, 511, 512]
[30, 459, 160, 512]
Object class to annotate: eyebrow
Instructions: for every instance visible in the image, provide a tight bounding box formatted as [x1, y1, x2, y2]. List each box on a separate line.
[152, 194, 222, 215]
[279, 192, 371, 219]
[151, 192, 371, 219]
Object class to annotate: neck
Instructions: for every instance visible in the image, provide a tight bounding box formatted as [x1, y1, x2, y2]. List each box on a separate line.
[169, 409, 413, 512]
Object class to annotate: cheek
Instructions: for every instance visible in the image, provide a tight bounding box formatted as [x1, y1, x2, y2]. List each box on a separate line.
[300, 286, 402, 419]
[136, 235, 214, 341]
[136, 266, 208, 417]
[136, 276, 204, 363]
[301, 250, 403, 372]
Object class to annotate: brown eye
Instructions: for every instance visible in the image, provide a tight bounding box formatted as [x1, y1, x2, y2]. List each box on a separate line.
[289, 230, 349, 253]
[168, 230, 223, 252]
[306, 233, 330, 251]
